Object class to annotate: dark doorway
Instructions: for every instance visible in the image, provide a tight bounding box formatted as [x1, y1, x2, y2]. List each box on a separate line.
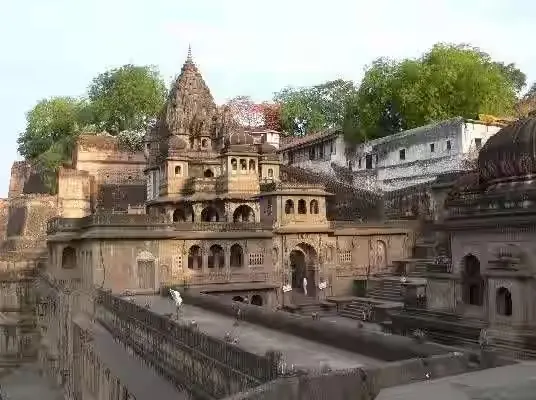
[462, 254, 483, 306]
[496, 287, 512, 316]
[251, 295, 263, 306]
[232, 296, 244, 302]
[290, 250, 306, 289]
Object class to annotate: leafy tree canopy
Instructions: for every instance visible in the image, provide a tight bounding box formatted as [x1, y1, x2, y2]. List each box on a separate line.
[88, 64, 166, 134]
[274, 79, 357, 135]
[348, 43, 525, 142]
[17, 64, 167, 192]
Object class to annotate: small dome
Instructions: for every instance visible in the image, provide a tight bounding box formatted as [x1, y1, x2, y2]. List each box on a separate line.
[258, 142, 277, 154]
[225, 131, 255, 147]
[479, 117, 536, 182]
[168, 135, 187, 150]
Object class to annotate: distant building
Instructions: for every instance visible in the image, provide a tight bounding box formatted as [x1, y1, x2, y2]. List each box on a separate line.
[279, 118, 505, 192]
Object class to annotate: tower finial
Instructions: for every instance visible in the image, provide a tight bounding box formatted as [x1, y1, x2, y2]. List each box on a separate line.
[187, 44, 192, 62]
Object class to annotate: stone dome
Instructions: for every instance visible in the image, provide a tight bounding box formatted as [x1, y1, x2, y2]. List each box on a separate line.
[225, 131, 255, 147]
[479, 117, 536, 182]
[168, 135, 187, 151]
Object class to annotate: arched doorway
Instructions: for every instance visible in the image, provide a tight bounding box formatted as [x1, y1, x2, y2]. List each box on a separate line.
[201, 206, 219, 222]
[136, 251, 156, 290]
[251, 295, 263, 306]
[290, 250, 306, 289]
[173, 206, 194, 222]
[496, 287, 512, 316]
[230, 244, 244, 268]
[208, 245, 224, 269]
[462, 254, 484, 306]
[188, 246, 202, 270]
[233, 205, 255, 222]
[289, 243, 318, 297]
[61, 247, 77, 269]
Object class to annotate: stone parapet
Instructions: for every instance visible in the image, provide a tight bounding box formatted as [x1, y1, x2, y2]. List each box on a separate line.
[47, 214, 273, 234]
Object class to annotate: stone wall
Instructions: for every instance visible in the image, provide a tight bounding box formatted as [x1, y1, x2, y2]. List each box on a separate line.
[224, 352, 483, 400]
[8, 161, 50, 198]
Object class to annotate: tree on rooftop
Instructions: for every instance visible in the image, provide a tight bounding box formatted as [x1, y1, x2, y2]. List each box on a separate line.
[16, 96, 91, 193]
[88, 64, 166, 134]
[274, 79, 358, 135]
[348, 43, 525, 142]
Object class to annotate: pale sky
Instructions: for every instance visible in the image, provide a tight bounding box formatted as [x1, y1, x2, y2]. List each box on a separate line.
[0, 0, 535, 197]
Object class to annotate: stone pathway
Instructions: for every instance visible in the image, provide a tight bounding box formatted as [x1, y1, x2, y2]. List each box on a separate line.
[0, 364, 63, 400]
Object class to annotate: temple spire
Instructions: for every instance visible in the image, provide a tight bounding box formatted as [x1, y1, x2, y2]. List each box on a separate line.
[186, 44, 192, 63]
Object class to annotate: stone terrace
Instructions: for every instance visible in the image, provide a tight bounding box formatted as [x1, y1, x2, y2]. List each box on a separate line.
[130, 295, 385, 370]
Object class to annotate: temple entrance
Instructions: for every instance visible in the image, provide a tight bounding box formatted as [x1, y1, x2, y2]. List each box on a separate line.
[462, 254, 484, 306]
[289, 243, 318, 298]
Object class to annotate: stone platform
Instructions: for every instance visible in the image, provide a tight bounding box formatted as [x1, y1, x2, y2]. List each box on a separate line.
[130, 295, 386, 371]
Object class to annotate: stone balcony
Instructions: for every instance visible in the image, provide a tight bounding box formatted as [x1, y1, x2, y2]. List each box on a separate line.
[47, 215, 273, 234]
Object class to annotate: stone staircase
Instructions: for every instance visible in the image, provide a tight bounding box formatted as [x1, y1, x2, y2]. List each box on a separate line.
[367, 278, 404, 302]
[339, 299, 370, 320]
[290, 293, 337, 316]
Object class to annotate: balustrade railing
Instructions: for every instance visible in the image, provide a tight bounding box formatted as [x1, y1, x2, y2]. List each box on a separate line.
[48, 215, 273, 234]
[186, 271, 271, 285]
[95, 289, 280, 398]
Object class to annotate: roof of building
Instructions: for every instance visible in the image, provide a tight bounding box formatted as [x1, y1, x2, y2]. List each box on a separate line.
[278, 128, 340, 151]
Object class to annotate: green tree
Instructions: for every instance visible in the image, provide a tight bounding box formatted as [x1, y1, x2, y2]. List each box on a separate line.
[274, 79, 357, 135]
[350, 43, 524, 141]
[16, 97, 89, 192]
[88, 64, 166, 134]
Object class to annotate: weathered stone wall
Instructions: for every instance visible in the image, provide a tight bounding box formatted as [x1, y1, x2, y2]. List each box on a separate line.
[8, 161, 50, 198]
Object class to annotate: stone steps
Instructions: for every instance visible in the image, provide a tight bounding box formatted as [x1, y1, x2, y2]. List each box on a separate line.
[367, 279, 403, 302]
[339, 301, 368, 320]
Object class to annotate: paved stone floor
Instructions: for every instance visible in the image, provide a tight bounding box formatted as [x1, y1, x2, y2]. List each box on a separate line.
[376, 361, 536, 400]
[0, 364, 63, 400]
[132, 295, 386, 370]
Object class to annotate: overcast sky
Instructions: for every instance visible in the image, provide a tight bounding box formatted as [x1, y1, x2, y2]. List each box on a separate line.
[0, 0, 534, 197]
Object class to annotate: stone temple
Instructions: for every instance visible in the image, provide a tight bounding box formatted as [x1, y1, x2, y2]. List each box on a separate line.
[1, 51, 536, 399]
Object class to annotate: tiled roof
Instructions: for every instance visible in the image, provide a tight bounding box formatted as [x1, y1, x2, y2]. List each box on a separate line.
[278, 128, 340, 151]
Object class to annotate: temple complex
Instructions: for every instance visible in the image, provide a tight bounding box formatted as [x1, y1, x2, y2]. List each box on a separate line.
[0, 49, 535, 399]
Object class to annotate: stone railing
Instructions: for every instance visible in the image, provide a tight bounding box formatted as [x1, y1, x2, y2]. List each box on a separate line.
[186, 271, 271, 285]
[260, 180, 325, 193]
[173, 222, 272, 232]
[95, 289, 280, 399]
[47, 216, 273, 234]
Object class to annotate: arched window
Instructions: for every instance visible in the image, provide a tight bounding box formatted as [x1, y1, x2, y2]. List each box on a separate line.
[173, 209, 185, 222]
[201, 139, 208, 148]
[61, 247, 77, 269]
[240, 159, 247, 171]
[230, 244, 244, 268]
[175, 165, 181, 175]
[188, 246, 202, 270]
[267, 168, 274, 178]
[462, 254, 483, 306]
[297, 199, 307, 214]
[233, 205, 255, 222]
[231, 158, 238, 172]
[285, 199, 294, 214]
[201, 207, 219, 222]
[208, 245, 225, 269]
[496, 287, 512, 316]
[309, 200, 319, 214]
[204, 169, 214, 178]
[249, 159, 256, 172]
